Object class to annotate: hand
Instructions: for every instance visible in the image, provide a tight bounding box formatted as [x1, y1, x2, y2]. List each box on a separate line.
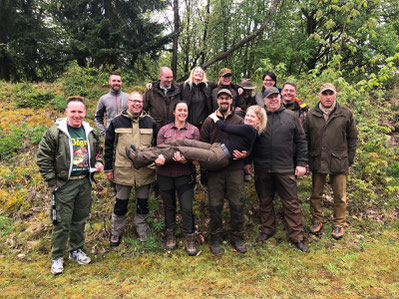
[155, 154, 165, 166]
[238, 87, 243, 96]
[95, 162, 104, 173]
[244, 164, 253, 174]
[347, 165, 352, 175]
[295, 166, 306, 176]
[172, 151, 187, 163]
[208, 112, 219, 123]
[233, 150, 247, 160]
[235, 107, 242, 112]
[106, 171, 114, 181]
[146, 82, 153, 90]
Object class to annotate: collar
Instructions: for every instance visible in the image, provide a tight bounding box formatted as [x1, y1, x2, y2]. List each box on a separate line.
[110, 89, 121, 96]
[216, 107, 234, 119]
[171, 122, 189, 130]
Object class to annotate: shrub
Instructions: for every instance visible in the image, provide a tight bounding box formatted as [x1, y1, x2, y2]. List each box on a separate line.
[61, 62, 110, 100]
[12, 83, 55, 108]
[49, 95, 66, 111]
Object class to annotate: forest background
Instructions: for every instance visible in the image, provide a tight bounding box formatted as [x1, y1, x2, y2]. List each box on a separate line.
[0, 0, 399, 297]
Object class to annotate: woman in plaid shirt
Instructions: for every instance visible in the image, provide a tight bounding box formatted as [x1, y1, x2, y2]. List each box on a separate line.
[155, 101, 200, 256]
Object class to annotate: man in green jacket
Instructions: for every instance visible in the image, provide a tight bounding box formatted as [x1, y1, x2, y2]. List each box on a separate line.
[303, 83, 358, 240]
[37, 96, 104, 275]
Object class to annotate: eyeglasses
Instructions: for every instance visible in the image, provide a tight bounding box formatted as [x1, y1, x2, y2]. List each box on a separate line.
[222, 74, 232, 78]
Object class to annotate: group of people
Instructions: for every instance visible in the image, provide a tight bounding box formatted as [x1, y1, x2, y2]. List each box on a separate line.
[36, 66, 358, 275]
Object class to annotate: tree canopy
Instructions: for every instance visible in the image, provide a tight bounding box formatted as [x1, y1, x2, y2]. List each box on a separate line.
[1, 0, 398, 83]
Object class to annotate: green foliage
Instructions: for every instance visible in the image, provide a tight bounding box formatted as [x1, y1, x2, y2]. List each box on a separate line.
[0, 216, 13, 237]
[0, 124, 46, 159]
[49, 95, 66, 111]
[0, 0, 66, 81]
[12, 83, 55, 108]
[61, 63, 109, 100]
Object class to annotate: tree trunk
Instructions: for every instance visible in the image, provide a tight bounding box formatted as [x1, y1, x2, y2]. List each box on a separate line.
[172, 0, 180, 76]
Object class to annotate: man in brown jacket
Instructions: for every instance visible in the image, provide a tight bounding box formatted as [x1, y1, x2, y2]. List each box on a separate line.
[143, 67, 181, 129]
[303, 83, 358, 240]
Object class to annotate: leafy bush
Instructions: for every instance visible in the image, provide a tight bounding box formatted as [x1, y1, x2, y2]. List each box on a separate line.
[49, 95, 66, 111]
[61, 63, 110, 100]
[12, 83, 55, 108]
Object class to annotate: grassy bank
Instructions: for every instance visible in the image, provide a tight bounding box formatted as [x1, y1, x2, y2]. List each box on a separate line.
[1, 224, 398, 298]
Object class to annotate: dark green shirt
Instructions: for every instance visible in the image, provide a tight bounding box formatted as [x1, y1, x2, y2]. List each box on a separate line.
[68, 125, 89, 176]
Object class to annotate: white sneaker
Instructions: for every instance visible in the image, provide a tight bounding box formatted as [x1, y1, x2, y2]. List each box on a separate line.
[69, 249, 91, 265]
[51, 257, 64, 275]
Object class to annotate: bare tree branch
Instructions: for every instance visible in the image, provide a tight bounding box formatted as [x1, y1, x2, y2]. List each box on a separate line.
[201, 0, 281, 69]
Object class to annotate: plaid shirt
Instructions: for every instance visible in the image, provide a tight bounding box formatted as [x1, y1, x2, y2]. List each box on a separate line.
[156, 122, 200, 177]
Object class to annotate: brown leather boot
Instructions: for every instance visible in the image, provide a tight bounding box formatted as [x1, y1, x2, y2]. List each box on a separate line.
[166, 229, 177, 250]
[185, 233, 197, 256]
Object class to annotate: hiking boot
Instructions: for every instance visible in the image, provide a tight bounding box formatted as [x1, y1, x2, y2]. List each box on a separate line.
[233, 240, 247, 253]
[293, 240, 310, 253]
[257, 232, 274, 242]
[69, 249, 91, 265]
[110, 234, 122, 247]
[332, 225, 344, 240]
[244, 174, 252, 182]
[310, 221, 323, 235]
[51, 257, 64, 275]
[125, 145, 143, 169]
[185, 233, 197, 256]
[211, 240, 222, 255]
[165, 229, 177, 250]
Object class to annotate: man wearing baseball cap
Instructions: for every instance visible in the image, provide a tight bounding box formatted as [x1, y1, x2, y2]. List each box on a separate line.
[211, 68, 245, 112]
[200, 87, 247, 254]
[303, 83, 358, 240]
[245, 87, 310, 252]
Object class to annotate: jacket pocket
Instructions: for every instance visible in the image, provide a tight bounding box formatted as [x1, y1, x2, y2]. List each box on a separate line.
[139, 128, 154, 147]
[330, 151, 348, 173]
[309, 151, 321, 172]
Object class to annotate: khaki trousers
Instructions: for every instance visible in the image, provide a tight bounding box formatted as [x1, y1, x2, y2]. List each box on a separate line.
[136, 139, 229, 171]
[310, 173, 347, 226]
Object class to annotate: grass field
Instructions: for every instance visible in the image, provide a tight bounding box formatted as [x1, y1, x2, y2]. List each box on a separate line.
[1, 219, 398, 298]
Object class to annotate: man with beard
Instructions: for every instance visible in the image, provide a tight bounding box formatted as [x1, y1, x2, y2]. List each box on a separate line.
[200, 89, 247, 255]
[95, 73, 130, 137]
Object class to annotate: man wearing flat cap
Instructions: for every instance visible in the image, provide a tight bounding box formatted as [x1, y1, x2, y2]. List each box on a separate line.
[303, 83, 357, 240]
[245, 87, 310, 252]
[201, 88, 248, 255]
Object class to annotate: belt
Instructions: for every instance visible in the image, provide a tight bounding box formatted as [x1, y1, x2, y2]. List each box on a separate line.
[220, 143, 231, 158]
[69, 174, 88, 180]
